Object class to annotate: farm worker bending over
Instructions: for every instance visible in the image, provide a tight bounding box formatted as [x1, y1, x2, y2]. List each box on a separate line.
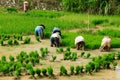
[50, 32, 62, 47]
[35, 24, 45, 40]
[52, 27, 61, 36]
[99, 36, 111, 52]
[75, 36, 85, 50]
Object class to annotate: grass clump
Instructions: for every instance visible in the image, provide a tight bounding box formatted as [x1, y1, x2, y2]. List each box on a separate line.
[13, 39, 19, 45]
[51, 55, 57, 62]
[60, 66, 67, 76]
[7, 39, 13, 45]
[24, 37, 31, 44]
[47, 66, 54, 77]
[35, 68, 41, 77]
[56, 47, 64, 53]
[70, 66, 74, 75]
[0, 39, 4, 46]
[41, 68, 47, 76]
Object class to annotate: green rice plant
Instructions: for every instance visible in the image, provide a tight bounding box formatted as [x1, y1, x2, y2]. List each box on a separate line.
[35, 58, 40, 64]
[9, 66, 14, 76]
[29, 69, 35, 78]
[117, 51, 120, 60]
[16, 68, 21, 76]
[86, 53, 91, 58]
[0, 34, 6, 40]
[60, 66, 67, 76]
[7, 7, 18, 13]
[106, 61, 111, 69]
[66, 47, 70, 52]
[16, 55, 23, 63]
[47, 66, 54, 77]
[70, 66, 74, 75]
[63, 51, 71, 60]
[26, 64, 33, 71]
[40, 48, 43, 52]
[13, 39, 19, 45]
[35, 68, 41, 77]
[71, 52, 77, 61]
[113, 61, 118, 70]
[40, 48, 48, 57]
[94, 62, 100, 72]
[79, 66, 84, 73]
[80, 52, 85, 57]
[14, 62, 22, 72]
[0, 39, 4, 46]
[108, 53, 115, 61]
[24, 37, 31, 44]
[85, 64, 92, 74]
[29, 51, 39, 58]
[26, 10, 64, 18]
[56, 47, 64, 53]
[13, 71, 20, 80]
[88, 62, 95, 71]
[44, 48, 48, 54]
[19, 51, 27, 57]
[25, 58, 29, 64]
[30, 57, 35, 66]
[17, 34, 22, 41]
[40, 50, 46, 58]
[75, 65, 80, 75]
[41, 68, 47, 76]
[51, 55, 57, 62]
[7, 39, 13, 45]
[9, 55, 14, 62]
[1, 56, 6, 62]
[97, 29, 120, 38]
[1, 64, 9, 75]
[91, 19, 108, 25]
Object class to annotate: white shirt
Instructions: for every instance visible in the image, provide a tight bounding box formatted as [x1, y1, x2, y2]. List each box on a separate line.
[75, 36, 84, 45]
[51, 33, 62, 44]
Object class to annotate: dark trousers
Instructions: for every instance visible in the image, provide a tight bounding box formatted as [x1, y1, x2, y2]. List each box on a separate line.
[50, 37, 59, 47]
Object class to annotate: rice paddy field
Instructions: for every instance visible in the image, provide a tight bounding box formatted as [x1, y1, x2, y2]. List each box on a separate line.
[0, 8, 120, 80]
